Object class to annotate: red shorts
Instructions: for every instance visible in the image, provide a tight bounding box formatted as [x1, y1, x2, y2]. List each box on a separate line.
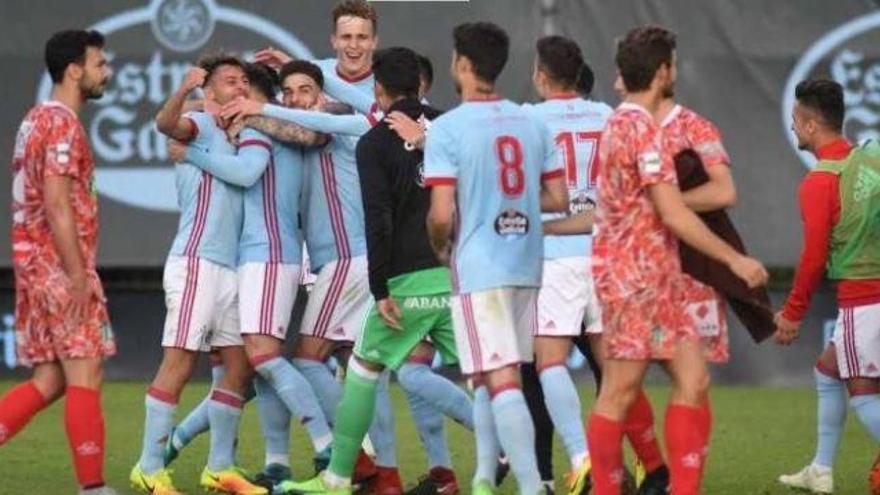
[681, 274, 729, 364]
[600, 284, 697, 361]
[14, 266, 115, 366]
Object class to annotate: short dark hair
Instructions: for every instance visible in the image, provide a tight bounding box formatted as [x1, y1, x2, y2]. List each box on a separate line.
[795, 78, 845, 132]
[536, 36, 584, 89]
[453, 22, 509, 84]
[279, 60, 324, 89]
[615, 25, 676, 93]
[332, 0, 378, 33]
[45, 30, 105, 83]
[417, 54, 433, 87]
[245, 63, 278, 101]
[197, 53, 246, 85]
[577, 64, 595, 97]
[373, 47, 420, 99]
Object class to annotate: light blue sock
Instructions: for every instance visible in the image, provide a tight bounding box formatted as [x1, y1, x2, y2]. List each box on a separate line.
[255, 356, 333, 452]
[492, 389, 541, 495]
[405, 388, 451, 469]
[811, 369, 847, 468]
[369, 371, 398, 468]
[398, 362, 474, 430]
[473, 386, 500, 486]
[851, 394, 880, 442]
[254, 376, 291, 467]
[539, 365, 587, 467]
[292, 357, 344, 423]
[171, 365, 226, 450]
[139, 392, 177, 474]
[207, 388, 244, 471]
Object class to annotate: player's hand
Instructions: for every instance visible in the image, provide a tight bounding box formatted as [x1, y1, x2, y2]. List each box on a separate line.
[220, 97, 265, 121]
[773, 311, 800, 345]
[181, 67, 208, 93]
[225, 116, 247, 145]
[253, 47, 293, 70]
[67, 271, 93, 323]
[728, 254, 768, 288]
[434, 244, 452, 267]
[386, 111, 425, 148]
[377, 297, 403, 330]
[167, 139, 188, 163]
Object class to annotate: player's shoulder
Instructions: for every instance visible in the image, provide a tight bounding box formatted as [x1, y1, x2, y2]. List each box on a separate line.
[239, 127, 273, 148]
[27, 101, 78, 127]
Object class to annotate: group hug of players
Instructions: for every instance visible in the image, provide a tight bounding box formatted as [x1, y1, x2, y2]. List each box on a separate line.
[3, 1, 880, 495]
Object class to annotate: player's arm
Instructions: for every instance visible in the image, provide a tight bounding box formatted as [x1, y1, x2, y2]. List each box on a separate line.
[356, 136, 394, 301]
[649, 182, 767, 287]
[423, 122, 458, 264]
[681, 160, 737, 212]
[156, 67, 206, 141]
[262, 103, 371, 136]
[544, 211, 593, 235]
[427, 184, 456, 265]
[243, 116, 327, 146]
[538, 123, 569, 212]
[44, 176, 87, 285]
[321, 69, 376, 115]
[172, 133, 272, 188]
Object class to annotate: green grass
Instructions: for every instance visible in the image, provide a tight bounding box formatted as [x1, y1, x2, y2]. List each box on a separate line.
[0, 381, 875, 494]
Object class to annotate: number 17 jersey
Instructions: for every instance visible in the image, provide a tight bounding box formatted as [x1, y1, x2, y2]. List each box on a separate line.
[423, 97, 562, 294]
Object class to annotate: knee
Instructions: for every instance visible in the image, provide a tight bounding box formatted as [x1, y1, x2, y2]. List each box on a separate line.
[675, 368, 711, 405]
[396, 363, 425, 392]
[32, 371, 65, 402]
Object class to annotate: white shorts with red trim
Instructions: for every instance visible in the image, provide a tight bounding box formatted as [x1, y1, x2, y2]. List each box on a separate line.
[451, 287, 538, 375]
[238, 262, 301, 340]
[537, 256, 602, 337]
[300, 255, 371, 342]
[833, 302, 880, 379]
[162, 255, 241, 352]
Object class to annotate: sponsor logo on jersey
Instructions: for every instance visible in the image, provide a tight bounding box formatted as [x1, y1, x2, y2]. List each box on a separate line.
[403, 296, 451, 310]
[34, 0, 314, 212]
[783, 12, 880, 169]
[494, 209, 529, 236]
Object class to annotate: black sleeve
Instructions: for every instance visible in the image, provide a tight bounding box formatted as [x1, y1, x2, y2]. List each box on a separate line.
[356, 134, 393, 300]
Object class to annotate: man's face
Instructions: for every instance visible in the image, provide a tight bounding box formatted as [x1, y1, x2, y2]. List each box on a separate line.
[331, 15, 377, 77]
[792, 102, 817, 151]
[204, 65, 249, 105]
[418, 76, 430, 100]
[79, 46, 112, 99]
[450, 50, 463, 95]
[660, 52, 677, 99]
[282, 73, 320, 109]
[613, 73, 626, 99]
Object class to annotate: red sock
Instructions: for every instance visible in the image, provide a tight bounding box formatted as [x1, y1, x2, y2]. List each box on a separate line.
[697, 399, 713, 478]
[623, 389, 664, 472]
[65, 386, 105, 488]
[587, 413, 625, 495]
[665, 404, 707, 495]
[0, 381, 48, 446]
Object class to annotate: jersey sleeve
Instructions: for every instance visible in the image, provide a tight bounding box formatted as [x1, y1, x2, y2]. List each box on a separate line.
[321, 70, 376, 116]
[423, 119, 458, 186]
[42, 114, 82, 180]
[262, 104, 370, 136]
[182, 111, 212, 146]
[688, 113, 730, 168]
[635, 117, 677, 187]
[355, 134, 393, 300]
[184, 128, 272, 187]
[539, 120, 564, 181]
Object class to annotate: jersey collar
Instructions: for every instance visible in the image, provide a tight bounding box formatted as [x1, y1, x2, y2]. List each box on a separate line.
[816, 138, 852, 161]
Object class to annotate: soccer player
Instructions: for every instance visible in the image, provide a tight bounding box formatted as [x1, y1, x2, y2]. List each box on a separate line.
[424, 22, 569, 495]
[129, 55, 266, 495]
[166, 62, 333, 490]
[586, 26, 767, 495]
[275, 45, 456, 495]
[1, 29, 116, 495]
[520, 35, 612, 494]
[776, 78, 880, 495]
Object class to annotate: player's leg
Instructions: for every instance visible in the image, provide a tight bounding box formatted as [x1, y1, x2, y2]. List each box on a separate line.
[397, 343, 474, 429]
[252, 375, 293, 486]
[59, 357, 108, 492]
[165, 355, 224, 466]
[779, 344, 842, 493]
[535, 336, 588, 470]
[520, 361, 555, 490]
[573, 332, 602, 393]
[663, 339, 711, 495]
[0, 362, 63, 446]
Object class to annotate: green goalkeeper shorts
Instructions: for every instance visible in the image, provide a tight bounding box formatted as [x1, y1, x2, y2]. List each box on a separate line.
[353, 267, 458, 370]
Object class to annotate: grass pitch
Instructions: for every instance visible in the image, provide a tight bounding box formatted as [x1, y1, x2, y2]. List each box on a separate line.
[0, 381, 874, 494]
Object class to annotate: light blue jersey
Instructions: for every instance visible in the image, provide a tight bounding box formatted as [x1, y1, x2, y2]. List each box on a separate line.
[314, 58, 375, 98]
[168, 111, 242, 268]
[423, 97, 561, 294]
[523, 96, 612, 259]
[184, 127, 304, 265]
[314, 58, 382, 123]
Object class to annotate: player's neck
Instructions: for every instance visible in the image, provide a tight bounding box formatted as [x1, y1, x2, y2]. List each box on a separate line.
[460, 83, 497, 102]
[655, 98, 676, 122]
[624, 90, 662, 115]
[811, 133, 847, 157]
[51, 84, 85, 115]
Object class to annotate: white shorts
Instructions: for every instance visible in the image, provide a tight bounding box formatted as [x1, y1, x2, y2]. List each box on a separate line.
[537, 256, 602, 337]
[162, 256, 240, 351]
[833, 302, 880, 379]
[451, 287, 538, 375]
[300, 255, 371, 342]
[238, 262, 301, 340]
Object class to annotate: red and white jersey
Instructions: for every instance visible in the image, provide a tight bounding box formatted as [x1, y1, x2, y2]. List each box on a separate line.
[660, 104, 729, 168]
[11, 101, 98, 270]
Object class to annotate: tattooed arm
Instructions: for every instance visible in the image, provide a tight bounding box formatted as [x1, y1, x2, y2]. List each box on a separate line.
[244, 115, 328, 146]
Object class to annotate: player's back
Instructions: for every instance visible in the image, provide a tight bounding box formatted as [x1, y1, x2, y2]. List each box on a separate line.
[525, 96, 612, 259]
[237, 129, 304, 265]
[426, 98, 554, 294]
[169, 111, 243, 268]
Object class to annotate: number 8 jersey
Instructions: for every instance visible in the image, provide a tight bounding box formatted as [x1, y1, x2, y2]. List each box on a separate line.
[424, 96, 562, 294]
[523, 95, 613, 259]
